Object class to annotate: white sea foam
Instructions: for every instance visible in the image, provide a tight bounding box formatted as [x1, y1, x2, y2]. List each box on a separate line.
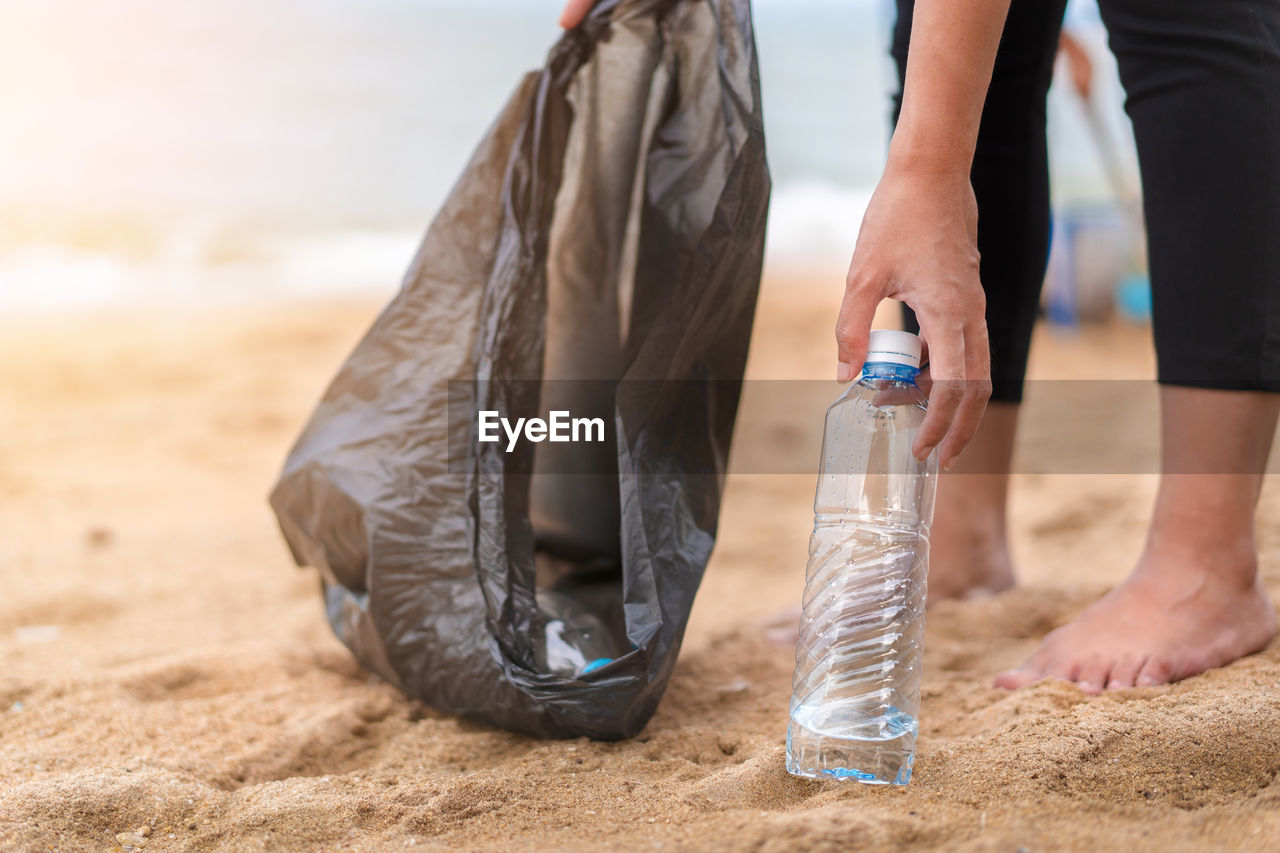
[0, 184, 874, 312]
[765, 183, 873, 269]
[0, 229, 418, 313]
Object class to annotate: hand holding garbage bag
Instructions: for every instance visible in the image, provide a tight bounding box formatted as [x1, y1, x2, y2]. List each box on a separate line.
[270, 0, 769, 739]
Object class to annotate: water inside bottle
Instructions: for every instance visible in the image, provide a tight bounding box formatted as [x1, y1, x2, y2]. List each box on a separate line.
[786, 351, 934, 786]
[787, 700, 918, 784]
[786, 540, 924, 785]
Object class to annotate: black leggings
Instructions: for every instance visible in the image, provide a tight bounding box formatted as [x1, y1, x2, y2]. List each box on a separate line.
[894, 0, 1280, 401]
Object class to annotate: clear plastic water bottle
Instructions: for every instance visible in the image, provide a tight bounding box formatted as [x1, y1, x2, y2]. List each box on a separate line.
[786, 330, 937, 785]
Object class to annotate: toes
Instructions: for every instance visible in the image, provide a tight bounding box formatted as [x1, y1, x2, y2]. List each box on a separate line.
[994, 646, 1056, 690]
[993, 667, 1041, 690]
[1134, 652, 1214, 686]
[994, 643, 1059, 690]
[1043, 657, 1083, 685]
[1076, 658, 1114, 695]
[1106, 656, 1146, 690]
[1135, 656, 1174, 687]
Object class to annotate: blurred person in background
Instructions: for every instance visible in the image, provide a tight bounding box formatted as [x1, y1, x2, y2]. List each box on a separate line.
[562, 0, 1280, 693]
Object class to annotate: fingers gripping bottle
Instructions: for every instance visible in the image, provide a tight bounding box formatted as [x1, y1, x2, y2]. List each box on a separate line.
[786, 330, 937, 785]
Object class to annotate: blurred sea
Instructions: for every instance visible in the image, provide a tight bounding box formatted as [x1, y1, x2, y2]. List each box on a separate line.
[0, 0, 1131, 311]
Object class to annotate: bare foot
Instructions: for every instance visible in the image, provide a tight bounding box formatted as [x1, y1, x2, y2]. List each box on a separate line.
[761, 501, 1015, 647]
[762, 474, 1015, 646]
[927, 474, 1016, 600]
[928, 402, 1020, 600]
[764, 406, 1021, 643]
[994, 541, 1276, 693]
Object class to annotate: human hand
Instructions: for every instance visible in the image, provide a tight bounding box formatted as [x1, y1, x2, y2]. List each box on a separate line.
[559, 0, 595, 28]
[835, 162, 992, 469]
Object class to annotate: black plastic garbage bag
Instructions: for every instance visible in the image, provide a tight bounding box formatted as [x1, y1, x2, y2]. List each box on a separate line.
[270, 0, 769, 739]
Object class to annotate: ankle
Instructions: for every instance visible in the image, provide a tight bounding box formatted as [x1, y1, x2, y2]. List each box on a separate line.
[934, 504, 1007, 550]
[1141, 525, 1259, 588]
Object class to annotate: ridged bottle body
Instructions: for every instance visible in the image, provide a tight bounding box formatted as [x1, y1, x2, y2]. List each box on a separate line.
[786, 365, 937, 785]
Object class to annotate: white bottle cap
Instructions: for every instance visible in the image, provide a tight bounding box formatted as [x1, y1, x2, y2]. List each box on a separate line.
[865, 329, 922, 369]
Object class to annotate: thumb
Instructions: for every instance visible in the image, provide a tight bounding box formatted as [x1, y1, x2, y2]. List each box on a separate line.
[834, 279, 881, 383]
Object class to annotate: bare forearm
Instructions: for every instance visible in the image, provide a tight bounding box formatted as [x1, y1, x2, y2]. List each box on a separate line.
[836, 0, 1008, 466]
[889, 0, 1011, 177]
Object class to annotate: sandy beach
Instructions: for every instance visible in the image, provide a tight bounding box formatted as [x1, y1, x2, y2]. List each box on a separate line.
[3, 273, 1279, 851]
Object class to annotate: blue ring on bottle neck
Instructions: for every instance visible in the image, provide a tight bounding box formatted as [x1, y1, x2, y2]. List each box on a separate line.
[861, 361, 921, 382]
